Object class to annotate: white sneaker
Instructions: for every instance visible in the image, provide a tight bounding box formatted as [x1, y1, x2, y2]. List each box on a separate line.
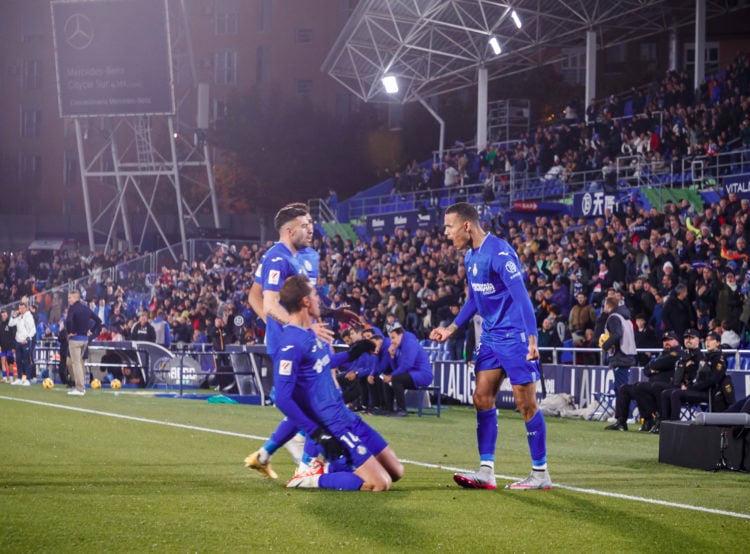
[286, 458, 325, 488]
[20, 378, 31, 386]
[284, 432, 306, 466]
[505, 469, 552, 490]
[453, 470, 497, 490]
[67, 389, 86, 396]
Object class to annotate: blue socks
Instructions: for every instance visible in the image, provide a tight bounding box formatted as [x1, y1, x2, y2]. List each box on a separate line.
[525, 410, 547, 468]
[264, 418, 300, 456]
[319, 473, 364, 491]
[477, 408, 498, 462]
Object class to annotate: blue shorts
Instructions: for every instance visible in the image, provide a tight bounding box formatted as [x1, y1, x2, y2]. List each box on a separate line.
[474, 337, 540, 386]
[334, 417, 388, 469]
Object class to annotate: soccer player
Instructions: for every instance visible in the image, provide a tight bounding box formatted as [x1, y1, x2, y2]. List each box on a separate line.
[244, 204, 357, 478]
[275, 274, 403, 490]
[430, 202, 551, 490]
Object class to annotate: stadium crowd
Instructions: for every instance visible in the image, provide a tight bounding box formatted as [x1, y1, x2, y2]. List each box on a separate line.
[390, 51, 750, 198]
[2, 51, 750, 371]
[3, 189, 750, 360]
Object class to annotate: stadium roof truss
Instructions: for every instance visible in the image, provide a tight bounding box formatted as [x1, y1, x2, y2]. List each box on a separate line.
[323, 0, 748, 104]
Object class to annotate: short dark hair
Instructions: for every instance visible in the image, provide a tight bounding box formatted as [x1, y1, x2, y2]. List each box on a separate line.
[445, 202, 478, 223]
[274, 204, 309, 232]
[279, 275, 312, 313]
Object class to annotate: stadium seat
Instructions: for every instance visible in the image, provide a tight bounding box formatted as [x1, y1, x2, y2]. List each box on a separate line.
[587, 384, 616, 421]
[406, 385, 442, 417]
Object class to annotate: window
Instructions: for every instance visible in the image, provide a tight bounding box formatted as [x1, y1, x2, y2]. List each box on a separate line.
[64, 150, 77, 187]
[256, 46, 270, 83]
[215, 12, 238, 35]
[640, 43, 657, 61]
[214, 50, 237, 85]
[22, 59, 41, 90]
[20, 107, 41, 138]
[258, 0, 272, 32]
[684, 42, 720, 76]
[296, 79, 313, 95]
[295, 28, 313, 43]
[18, 153, 42, 187]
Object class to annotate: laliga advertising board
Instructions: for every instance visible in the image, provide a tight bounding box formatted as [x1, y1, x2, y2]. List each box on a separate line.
[51, 0, 175, 117]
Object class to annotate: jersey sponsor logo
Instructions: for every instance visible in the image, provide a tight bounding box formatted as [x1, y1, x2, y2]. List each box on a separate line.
[313, 354, 330, 374]
[268, 270, 280, 285]
[271, 257, 283, 262]
[471, 282, 496, 294]
[279, 360, 293, 376]
[280, 345, 294, 352]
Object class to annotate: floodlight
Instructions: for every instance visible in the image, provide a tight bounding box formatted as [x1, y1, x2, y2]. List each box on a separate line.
[511, 10, 522, 29]
[382, 75, 399, 94]
[489, 37, 502, 56]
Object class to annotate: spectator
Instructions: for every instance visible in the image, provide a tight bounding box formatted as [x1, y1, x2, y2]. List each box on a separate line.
[131, 312, 156, 343]
[8, 302, 36, 385]
[661, 284, 695, 337]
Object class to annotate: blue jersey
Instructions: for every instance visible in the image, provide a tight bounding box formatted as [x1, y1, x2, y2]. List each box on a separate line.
[454, 234, 537, 344]
[274, 325, 357, 438]
[390, 330, 433, 387]
[255, 242, 306, 356]
[298, 247, 319, 286]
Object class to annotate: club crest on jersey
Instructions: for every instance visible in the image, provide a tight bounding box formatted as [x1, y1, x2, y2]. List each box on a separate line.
[304, 260, 313, 272]
[279, 360, 293, 376]
[269, 269, 280, 285]
[472, 263, 478, 276]
[505, 261, 518, 274]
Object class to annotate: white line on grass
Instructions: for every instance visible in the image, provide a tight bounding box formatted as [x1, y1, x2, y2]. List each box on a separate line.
[0, 395, 267, 441]
[3, 395, 749, 520]
[400, 458, 750, 520]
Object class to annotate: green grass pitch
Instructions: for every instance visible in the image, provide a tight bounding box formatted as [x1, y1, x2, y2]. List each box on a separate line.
[1, 386, 748, 553]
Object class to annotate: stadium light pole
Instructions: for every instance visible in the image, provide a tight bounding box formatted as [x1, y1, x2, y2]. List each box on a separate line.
[415, 93, 445, 168]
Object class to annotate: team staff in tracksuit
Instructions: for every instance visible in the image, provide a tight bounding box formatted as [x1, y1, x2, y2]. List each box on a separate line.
[383, 323, 433, 416]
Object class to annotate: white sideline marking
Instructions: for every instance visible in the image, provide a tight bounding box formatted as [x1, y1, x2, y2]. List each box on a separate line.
[0, 395, 267, 441]
[3, 395, 749, 520]
[402, 459, 750, 520]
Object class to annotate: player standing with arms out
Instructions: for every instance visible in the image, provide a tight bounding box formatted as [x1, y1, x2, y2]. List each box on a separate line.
[430, 202, 551, 490]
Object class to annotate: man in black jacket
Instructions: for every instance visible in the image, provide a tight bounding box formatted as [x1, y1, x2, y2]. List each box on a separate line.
[649, 328, 704, 433]
[661, 284, 695, 338]
[605, 331, 680, 432]
[130, 312, 156, 343]
[664, 331, 727, 421]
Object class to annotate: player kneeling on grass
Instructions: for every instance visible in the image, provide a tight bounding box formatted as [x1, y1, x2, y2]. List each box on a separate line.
[273, 274, 404, 491]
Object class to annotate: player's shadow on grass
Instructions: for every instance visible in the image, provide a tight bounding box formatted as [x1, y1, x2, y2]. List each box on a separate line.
[500, 488, 715, 551]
